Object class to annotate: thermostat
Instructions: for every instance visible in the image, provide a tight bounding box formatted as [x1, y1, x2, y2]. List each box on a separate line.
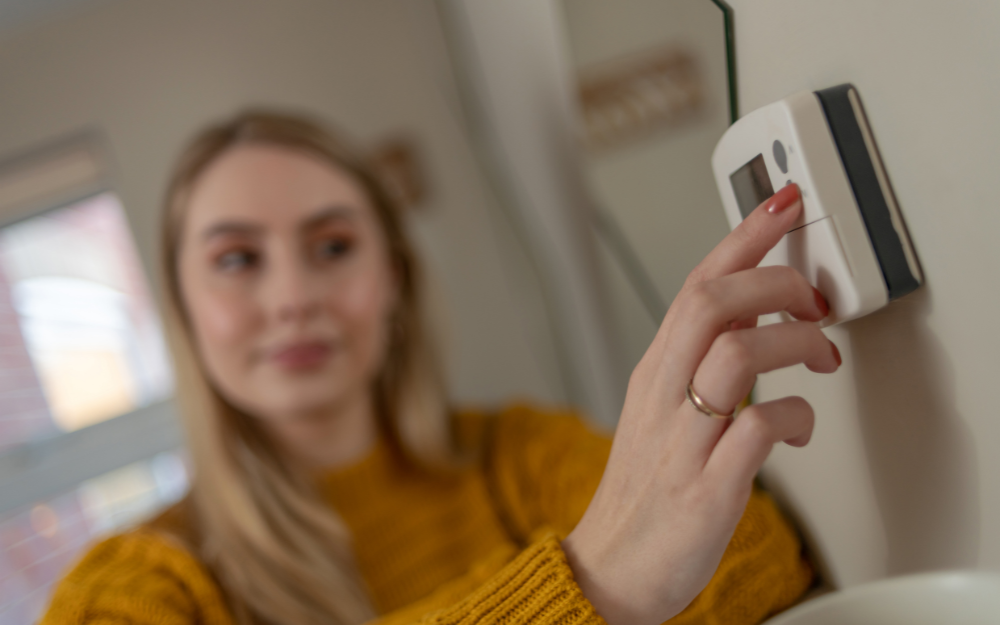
[711, 84, 922, 326]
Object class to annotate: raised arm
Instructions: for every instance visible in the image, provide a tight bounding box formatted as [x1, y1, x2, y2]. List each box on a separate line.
[432, 402, 812, 625]
[562, 183, 830, 624]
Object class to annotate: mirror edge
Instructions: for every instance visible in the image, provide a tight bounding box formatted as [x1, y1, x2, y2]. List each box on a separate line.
[708, 0, 738, 124]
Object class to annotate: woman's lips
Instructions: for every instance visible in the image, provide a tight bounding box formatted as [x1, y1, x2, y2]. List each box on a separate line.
[269, 341, 332, 370]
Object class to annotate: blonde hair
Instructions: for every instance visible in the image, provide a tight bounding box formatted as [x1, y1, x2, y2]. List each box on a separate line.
[159, 110, 452, 624]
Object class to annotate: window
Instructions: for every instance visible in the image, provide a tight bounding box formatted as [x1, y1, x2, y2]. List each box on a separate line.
[0, 192, 173, 446]
[0, 135, 185, 623]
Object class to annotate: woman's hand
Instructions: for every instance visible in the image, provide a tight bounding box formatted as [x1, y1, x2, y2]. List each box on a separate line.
[562, 184, 840, 625]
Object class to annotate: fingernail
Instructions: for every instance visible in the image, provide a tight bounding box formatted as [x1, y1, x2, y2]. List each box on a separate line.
[830, 341, 842, 367]
[813, 288, 830, 317]
[766, 183, 800, 214]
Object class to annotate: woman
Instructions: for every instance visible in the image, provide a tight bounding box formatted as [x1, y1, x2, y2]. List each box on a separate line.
[42, 110, 836, 625]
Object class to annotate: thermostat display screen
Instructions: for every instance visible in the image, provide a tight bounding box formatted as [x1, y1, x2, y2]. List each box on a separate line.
[730, 153, 774, 219]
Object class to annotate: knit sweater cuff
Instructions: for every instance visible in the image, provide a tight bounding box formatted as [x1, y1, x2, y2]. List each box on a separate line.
[428, 530, 606, 624]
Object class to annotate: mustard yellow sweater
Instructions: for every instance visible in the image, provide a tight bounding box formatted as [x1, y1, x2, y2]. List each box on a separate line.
[41, 404, 813, 624]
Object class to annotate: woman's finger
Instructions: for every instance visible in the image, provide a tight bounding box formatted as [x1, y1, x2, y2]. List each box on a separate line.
[644, 184, 805, 369]
[689, 322, 840, 418]
[685, 183, 802, 286]
[703, 396, 816, 491]
[729, 317, 759, 331]
[659, 265, 827, 386]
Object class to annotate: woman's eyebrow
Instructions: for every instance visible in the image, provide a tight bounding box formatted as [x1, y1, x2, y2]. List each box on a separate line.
[300, 205, 358, 231]
[199, 206, 357, 241]
[201, 221, 263, 241]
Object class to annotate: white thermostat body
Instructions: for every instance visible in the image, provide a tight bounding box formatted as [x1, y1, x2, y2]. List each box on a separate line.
[711, 84, 922, 326]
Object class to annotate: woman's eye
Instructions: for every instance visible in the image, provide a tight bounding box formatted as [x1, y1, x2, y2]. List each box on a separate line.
[318, 237, 352, 259]
[216, 250, 258, 272]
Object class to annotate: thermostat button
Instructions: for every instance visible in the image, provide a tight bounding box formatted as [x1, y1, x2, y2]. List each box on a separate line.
[773, 139, 788, 173]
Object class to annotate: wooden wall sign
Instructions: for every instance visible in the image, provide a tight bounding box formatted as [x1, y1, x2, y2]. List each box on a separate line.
[577, 46, 704, 151]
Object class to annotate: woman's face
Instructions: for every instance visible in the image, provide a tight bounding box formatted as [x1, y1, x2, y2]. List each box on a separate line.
[177, 144, 398, 422]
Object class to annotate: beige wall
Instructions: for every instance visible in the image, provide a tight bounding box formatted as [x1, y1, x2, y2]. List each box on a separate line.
[733, 0, 1000, 588]
[0, 0, 567, 409]
[560, 0, 732, 371]
[444, 0, 630, 425]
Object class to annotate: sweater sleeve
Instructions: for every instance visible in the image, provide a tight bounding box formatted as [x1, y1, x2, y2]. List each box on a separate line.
[483, 403, 815, 625]
[39, 530, 235, 625]
[483, 403, 612, 541]
[41, 526, 604, 625]
[372, 529, 605, 625]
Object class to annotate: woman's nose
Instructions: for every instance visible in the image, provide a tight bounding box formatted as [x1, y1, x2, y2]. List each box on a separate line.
[266, 253, 322, 325]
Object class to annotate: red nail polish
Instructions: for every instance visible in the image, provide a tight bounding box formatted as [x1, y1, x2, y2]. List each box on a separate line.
[766, 183, 800, 214]
[830, 341, 842, 367]
[813, 288, 830, 317]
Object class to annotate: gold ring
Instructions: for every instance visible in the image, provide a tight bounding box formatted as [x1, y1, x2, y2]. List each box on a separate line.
[685, 379, 734, 420]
